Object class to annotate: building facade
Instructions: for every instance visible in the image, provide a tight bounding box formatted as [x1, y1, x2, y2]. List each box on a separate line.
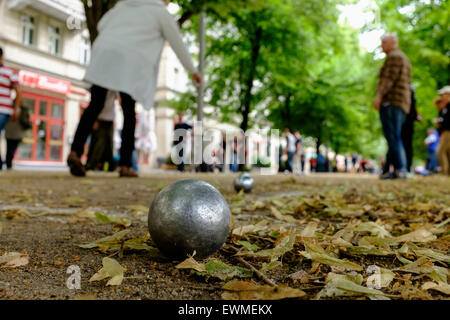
[0, 0, 194, 170]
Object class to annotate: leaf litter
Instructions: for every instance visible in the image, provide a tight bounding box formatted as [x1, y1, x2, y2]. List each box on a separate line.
[2, 174, 449, 300]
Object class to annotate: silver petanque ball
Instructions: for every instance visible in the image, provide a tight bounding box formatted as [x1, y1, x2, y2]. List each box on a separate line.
[234, 172, 254, 193]
[148, 179, 231, 259]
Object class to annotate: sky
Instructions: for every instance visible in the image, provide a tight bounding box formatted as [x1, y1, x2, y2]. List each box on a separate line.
[338, 0, 385, 53]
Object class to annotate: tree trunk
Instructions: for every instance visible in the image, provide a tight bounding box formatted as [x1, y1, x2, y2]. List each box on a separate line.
[83, 0, 119, 44]
[240, 26, 262, 132]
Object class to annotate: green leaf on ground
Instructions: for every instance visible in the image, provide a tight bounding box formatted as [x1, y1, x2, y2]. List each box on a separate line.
[89, 257, 124, 286]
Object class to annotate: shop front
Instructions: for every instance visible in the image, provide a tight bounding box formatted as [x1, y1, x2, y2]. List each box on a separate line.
[14, 70, 72, 165]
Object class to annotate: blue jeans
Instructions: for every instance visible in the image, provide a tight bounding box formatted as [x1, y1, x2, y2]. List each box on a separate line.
[230, 152, 239, 172]
[0, 113, 11, 169]
[426, 151, 438, 172]
[286, 151, 295, 172]
[380, 105, 407, 172]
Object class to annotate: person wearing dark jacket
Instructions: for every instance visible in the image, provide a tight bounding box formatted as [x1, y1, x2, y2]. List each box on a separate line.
[401, 87, 421, 172]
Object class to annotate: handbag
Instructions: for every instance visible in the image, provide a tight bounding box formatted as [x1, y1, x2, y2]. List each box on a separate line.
[18, 106, 32, 130]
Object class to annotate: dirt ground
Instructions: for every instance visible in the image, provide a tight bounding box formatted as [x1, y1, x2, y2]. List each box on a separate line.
[0, 171, 449, 300]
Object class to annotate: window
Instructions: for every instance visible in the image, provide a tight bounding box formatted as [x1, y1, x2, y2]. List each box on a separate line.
[22, 15, 35, 46]
[80, 37, 91, 65]
[48, 26, 61, 55]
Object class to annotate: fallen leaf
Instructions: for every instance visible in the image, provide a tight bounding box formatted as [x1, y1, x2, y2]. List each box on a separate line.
[236, 232, 296, 261]
[366, 267, 395, 289]
[354, 222, 391, 238]
[269, 206, 299, 224]
[176, 257, 206, 273]
[198, 259, 253, 281]
[421, 282, 450, 295]
[301, 243, 363, 271]
[260, 261, 282, 275]
[413, 248, 450, 263]
[316, 273, 387, 299]
[238, 241, 260, 252]
[395, 229, 437, 243]
[395, 257, 435, 274]
[0, 252, 29, 268]
[299, 222, 318, 237]
[89, 257, 124, 286]
[94, 212, 131, 228]
[222, 281, 306, 300]
[79, 230, 130, 250]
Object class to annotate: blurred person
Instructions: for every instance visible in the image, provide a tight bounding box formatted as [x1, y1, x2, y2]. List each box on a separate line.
[136, 109, 157, 166]
[173, 112, 193, 172]
[293, 131, 303, 174]
[86, 90, 118, 172]
[309, 156, 317, 172]
[67, 0, 201, 178]
[4, 105, 31, 170]
[401, 86, 421, 172]
[435, 86, 450, 175]
[284, 128, 296, 173]
[374, 35, 412, 179]
[0, 47, 22, 170]
[230, 136, 240, 173]
[317, 153, 325, 172]
[424, 128, 439, 173]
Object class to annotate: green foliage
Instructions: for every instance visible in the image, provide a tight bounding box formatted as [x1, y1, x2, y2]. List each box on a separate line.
[82, 0, 447, 162]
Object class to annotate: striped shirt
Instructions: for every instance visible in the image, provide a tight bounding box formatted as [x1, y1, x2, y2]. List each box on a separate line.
[0, 65, 19, 115]
[377, 49, 412, 114]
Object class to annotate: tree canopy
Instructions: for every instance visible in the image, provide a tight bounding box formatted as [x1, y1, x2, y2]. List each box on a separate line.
[80, 0, 449, 162]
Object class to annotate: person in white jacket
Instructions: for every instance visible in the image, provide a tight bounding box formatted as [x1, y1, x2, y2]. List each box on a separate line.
[68, 0, 201, 177]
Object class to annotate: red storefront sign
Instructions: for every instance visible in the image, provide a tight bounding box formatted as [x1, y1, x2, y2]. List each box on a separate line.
[19, 70, 71, 95]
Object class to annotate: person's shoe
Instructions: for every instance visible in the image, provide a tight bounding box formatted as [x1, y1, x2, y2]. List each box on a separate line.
[67, 152, 86, 177]
[396, 170, 411, 179]
[119, 166, 139, 178]
[379, 172, 393, 180]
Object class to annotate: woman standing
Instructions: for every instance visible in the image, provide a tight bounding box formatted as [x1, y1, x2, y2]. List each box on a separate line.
[4, 106, 31, 170]
[68, 0, 201, 177]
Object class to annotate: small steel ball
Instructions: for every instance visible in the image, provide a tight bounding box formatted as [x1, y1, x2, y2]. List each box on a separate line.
[148, 179, 231, 259]
[234, 172, 254, 193]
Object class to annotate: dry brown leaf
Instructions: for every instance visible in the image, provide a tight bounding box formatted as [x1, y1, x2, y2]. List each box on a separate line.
[0, 252, 29, 268]
[222, 281, 306, 300]
[175, 256, 206, 273]
[395, 229, 437, 243]
[421, 282, 450, 295]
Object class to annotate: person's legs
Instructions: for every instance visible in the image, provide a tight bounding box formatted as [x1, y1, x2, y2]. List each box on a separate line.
[437, 131, 450, 175]
[71, 86, 108, 156]
[104, 121, 116, 171]
[401, 120, 414, 172]
[69, 85, 108, 176]
[380, 105, 407, 175]
[0, 114, 11, 170]
[287, 151, 294, 173]
[6, 139, 21, 169]
[118, 92, 136, 170]
[86, 126, 103, 170]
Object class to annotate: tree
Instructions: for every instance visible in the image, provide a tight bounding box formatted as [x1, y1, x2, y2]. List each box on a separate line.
[81, 0, 264, 43]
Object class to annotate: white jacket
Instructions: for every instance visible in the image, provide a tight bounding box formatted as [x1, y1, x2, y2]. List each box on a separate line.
[84, 0, 197, 110]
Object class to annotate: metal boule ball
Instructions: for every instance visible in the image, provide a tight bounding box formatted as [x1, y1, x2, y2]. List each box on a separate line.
[234, 172, 254, 193]
[148, 179, 231, 259]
